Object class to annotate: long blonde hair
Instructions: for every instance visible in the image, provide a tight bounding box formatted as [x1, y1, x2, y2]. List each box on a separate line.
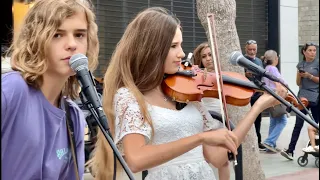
[90, 7, 180, 179]
[8, 0, 99, 99]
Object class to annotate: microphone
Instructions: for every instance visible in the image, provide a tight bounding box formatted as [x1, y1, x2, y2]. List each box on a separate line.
[229, 51, 281, 82]
[69, 54, 109, 130]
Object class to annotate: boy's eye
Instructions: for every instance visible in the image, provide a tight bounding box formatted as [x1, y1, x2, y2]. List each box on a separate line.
[53, 34, 62, 38]
[76, 33, 85, 38]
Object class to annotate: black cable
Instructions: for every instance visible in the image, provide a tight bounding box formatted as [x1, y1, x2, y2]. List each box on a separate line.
[113, 153, 117, 180]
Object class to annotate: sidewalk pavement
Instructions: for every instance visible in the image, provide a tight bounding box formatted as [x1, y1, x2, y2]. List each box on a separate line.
[267, 168, 318, 180]
[228, 115, 319, 180]
[85, 115, 319, 180]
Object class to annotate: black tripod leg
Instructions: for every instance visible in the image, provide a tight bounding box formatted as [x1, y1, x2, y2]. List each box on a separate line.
[233, 144, 243, 180]
[209, 111, 243, 180]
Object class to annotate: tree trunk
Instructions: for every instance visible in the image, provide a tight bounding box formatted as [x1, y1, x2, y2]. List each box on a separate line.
[196, 1, 265, 180]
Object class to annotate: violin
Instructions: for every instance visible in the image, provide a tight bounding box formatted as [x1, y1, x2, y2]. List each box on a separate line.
[162, 64, 254, 106]
[162, 64, 309, 109]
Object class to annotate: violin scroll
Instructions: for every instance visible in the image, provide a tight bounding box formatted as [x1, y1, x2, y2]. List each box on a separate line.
[285, 94, 309, 110]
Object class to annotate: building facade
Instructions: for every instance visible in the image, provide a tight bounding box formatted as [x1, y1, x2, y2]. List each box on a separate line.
[91, 0, 270, 77]
[298, 0, 319, 62]
[3, 0, 272, 77]
[6, 0, 318, 95]
[279, 0, 300, 94]
[299, 0, 319, 45]
[279, 0, 319, 95]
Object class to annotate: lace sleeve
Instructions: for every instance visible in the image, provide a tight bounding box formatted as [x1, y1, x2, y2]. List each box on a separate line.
[192, 101, 224, 132]
[114, 88, 152, 154]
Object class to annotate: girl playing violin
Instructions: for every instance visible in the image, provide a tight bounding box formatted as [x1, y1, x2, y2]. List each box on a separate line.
[90, 7, 287, 180]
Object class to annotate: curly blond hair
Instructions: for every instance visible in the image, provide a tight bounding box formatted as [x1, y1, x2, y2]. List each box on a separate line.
[9, 0, 99, 99]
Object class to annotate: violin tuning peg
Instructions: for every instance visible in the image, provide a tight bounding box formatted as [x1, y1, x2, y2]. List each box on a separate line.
[185, 99, 189, 103]
[172, 97, 176, 101]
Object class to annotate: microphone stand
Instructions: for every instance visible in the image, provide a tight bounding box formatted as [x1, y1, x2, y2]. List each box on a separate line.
[79, 91, 135, 180]
[252, 79, 319, 130]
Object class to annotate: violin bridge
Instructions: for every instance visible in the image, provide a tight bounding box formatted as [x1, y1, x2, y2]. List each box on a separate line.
[172, 97, 176, 101]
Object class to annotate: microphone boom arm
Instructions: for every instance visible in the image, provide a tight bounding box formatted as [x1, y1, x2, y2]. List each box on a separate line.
[252, 78, 319, 130]
[79, 91, 135, 180]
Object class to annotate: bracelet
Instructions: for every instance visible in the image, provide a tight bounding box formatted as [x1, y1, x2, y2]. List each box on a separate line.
[309, 75, 313, 80]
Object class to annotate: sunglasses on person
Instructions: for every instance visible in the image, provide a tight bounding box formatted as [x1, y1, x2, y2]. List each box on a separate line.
[246, 40, 257, 45]
[305, 42, 318, 46]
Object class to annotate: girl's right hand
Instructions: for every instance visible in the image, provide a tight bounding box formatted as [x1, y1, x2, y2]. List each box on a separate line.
[200, 129, 238, 156]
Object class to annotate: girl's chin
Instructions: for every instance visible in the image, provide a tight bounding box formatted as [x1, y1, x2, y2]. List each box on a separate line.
[165, 67, 179, 75]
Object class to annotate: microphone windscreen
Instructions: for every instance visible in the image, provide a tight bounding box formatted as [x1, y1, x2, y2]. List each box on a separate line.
[69, 53, 88, 71]
[229, 51, 243, 66]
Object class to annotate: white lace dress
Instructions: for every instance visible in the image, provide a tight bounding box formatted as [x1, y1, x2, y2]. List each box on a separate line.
[114, 88, 224, 180]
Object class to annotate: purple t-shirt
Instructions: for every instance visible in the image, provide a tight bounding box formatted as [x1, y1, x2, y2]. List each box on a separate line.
[262, 65, 287, 90]
[1, 71, 85, 180]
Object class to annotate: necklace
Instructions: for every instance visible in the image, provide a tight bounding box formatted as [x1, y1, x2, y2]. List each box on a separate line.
[149, 87, 171, 102]
[155, 89, 169, 102]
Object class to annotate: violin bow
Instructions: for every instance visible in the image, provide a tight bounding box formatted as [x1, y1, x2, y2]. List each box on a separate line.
[206, 13, 238, 166]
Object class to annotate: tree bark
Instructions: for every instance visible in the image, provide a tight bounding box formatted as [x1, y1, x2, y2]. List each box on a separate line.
[196, 0, 265, 180]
